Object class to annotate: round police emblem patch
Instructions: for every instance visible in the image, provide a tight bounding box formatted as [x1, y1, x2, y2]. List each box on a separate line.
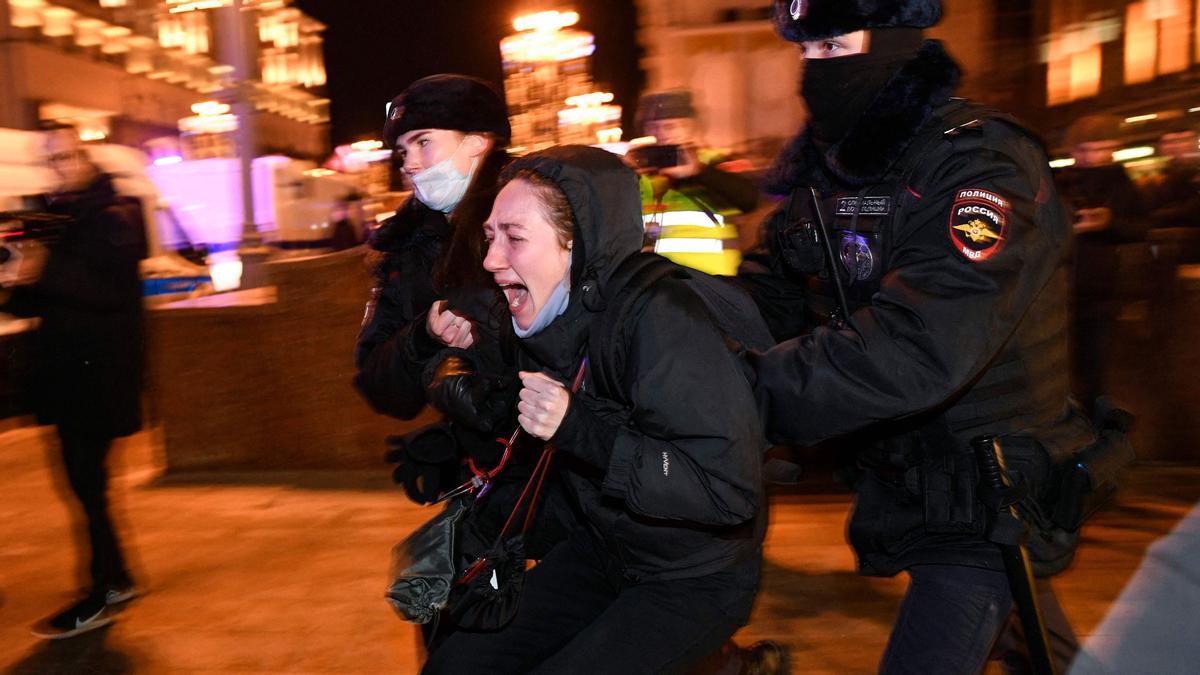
[840, 233, 874, 281]
[948, 188, 1008, 262]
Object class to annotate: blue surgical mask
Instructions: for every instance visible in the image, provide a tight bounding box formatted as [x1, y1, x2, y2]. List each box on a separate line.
[513, 254, 573, 338]
[410, 141, 477, 213]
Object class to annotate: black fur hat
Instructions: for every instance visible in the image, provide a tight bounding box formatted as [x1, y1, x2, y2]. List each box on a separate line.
[383, 74, 511, 147]
[772, 0, 941, 42]
[637, 90, 697, 125]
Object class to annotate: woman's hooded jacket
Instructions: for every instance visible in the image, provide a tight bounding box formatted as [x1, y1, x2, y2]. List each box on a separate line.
[501, 146, 765, 581]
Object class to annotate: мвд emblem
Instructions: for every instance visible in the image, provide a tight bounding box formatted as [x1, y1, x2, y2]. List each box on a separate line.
[948, 188, 1008, 262]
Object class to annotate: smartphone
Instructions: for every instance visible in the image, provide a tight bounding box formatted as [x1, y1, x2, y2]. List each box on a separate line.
[626, 144, 682, 170]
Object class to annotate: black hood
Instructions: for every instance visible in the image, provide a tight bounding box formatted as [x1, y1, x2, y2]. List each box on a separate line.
[500, 145, 644, 374]
[767, 40, 961, 192]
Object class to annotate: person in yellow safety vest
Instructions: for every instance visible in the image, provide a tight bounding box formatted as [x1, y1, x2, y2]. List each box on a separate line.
[633, 90, 760, 276]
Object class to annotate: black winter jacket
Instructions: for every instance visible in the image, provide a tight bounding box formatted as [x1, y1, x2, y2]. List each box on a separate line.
[744, 42, 1094, 576]
[354, 150, 508, 420]
[4, 174, 147, 437]
[491, 147, 766, 582]
[1054, 163, 1145, 302]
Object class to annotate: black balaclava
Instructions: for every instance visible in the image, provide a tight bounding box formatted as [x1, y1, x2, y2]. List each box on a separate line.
[801, 27, 924, 144]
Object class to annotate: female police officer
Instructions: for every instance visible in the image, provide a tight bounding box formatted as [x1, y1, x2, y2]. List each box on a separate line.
[353, 75, 526, 509]
[740, 2, 1094, 672]
[354, 74, 510, 423]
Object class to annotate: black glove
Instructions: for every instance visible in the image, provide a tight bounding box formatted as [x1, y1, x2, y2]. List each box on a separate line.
[385, 424, 460, 505]
[426, 356, 514, 433]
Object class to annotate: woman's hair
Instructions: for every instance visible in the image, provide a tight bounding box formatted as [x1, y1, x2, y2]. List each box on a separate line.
[500, 168, 574, 249]
[433, 146, 508, 295]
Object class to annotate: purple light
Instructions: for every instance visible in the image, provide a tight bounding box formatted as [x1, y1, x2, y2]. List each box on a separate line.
[154, 155, 184, 166]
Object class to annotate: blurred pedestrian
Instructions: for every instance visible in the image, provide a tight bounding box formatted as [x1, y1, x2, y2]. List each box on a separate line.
[742, 1, 1096, 671]
[1, 125, 147, 639]
[1054, 114, 1145, 413]
[1144, 130, 1200, 230]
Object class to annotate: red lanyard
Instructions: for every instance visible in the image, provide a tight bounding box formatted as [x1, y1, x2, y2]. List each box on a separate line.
[435, 359, 587, 505]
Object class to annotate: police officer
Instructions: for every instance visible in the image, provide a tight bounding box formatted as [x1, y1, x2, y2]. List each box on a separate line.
[743, 2, 1094, 672]
[354, 74, 511, 440]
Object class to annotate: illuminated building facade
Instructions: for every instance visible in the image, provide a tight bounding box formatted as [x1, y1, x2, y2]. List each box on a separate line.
[633, 0, 1000, 158]
[632, 0, 1200, 157]
[0, 0, 329, 158]
[501, 9, 603, 152]
[1037, 0, 1200, 146]
[633, 0, 801, 156]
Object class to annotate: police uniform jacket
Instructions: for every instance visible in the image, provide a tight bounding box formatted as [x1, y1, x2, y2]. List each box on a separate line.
[353, 149, 508, 420]
[743, 41, 1094, 576]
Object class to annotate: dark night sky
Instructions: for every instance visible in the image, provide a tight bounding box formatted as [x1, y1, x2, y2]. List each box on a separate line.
[293, 1, 644, 147]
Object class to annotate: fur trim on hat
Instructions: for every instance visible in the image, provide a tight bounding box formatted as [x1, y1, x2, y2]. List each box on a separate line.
[766, 40, 961, 192]
[773, 0, 941, 42]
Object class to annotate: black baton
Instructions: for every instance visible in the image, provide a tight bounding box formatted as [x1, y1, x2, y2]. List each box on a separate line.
[972, 435, 1056, 675]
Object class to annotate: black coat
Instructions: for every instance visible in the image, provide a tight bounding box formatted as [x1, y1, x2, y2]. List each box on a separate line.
[744, 42, 1094, 576]
[1054, 163, 1145, 302]
[354, 149, 508, 420]
[491, 147, 766, 582]
[5, 174, 147, 437]
[1145, 158, 1200, 229]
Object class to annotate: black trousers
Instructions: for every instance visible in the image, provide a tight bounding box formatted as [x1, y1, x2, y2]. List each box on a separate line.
[57, 426, 130, 592]
[880, 564, 1079, 675]
[422, 528, 759, 675]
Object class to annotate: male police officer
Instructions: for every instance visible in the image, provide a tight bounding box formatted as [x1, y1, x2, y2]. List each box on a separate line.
[742, 1, 1095, 672]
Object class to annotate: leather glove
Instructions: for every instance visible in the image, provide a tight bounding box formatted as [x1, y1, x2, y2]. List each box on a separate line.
[385, 424, 460, 505]
[426, 355, 514, 433]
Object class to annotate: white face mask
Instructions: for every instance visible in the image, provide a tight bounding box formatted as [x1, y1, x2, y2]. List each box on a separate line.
[410, 141, 477, 213]
[512, 265, 572, 338]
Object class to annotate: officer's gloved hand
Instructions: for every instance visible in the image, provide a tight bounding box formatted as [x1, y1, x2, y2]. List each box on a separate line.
[426, 355, 514, 432]
[385, 424, 460, 505]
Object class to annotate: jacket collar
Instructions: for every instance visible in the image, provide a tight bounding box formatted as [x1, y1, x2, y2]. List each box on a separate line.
[767, 40, 961, 192]
[46, 173, 118, 217]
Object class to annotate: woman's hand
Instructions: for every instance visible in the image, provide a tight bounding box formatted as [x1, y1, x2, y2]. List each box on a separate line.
[426, 300, 475, 348]
[517, 371, 570, 440]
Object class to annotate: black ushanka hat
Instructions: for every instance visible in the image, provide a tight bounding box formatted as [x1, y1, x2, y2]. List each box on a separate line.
[384, 74, 511, 147]
[772, 0, 941, 42]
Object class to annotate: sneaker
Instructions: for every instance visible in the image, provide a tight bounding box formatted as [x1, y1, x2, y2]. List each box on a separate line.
[741, 640, 791, 675]
[104, 584, 140, 606]
[31, 595, 112, 640]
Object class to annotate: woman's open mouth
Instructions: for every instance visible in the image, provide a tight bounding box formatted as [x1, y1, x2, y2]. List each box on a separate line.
[500, 283, 530, 315]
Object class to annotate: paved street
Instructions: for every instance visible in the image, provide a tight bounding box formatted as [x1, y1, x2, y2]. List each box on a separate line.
[2, 424, 1198, 673]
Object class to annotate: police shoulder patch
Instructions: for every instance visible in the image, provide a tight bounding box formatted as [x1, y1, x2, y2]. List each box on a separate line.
[948, 188, 1008, 262]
